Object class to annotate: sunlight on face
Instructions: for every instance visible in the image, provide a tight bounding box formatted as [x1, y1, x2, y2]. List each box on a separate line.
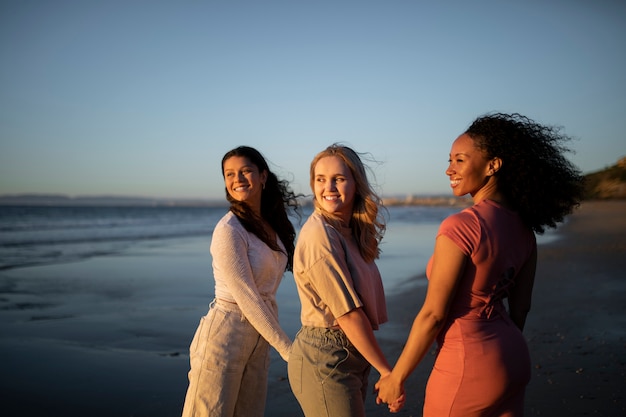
[223, 156, 267, 212]
[313, 156, 356, 223]
[446, 134, 492, 198]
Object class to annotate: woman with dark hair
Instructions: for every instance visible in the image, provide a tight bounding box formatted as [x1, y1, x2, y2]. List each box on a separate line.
[375, 113, 585, 416]
[288, 144, 401, 417]
[182, 146, 301, 417]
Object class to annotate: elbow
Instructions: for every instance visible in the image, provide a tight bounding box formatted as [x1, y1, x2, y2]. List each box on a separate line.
[431, 315, 447, 331]
[419, 310, 448, 333]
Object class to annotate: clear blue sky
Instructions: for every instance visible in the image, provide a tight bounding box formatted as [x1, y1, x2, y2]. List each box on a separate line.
[1, 0, 624, 201]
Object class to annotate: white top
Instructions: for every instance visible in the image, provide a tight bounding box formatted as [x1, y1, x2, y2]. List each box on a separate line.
[211, 211, 292, 360]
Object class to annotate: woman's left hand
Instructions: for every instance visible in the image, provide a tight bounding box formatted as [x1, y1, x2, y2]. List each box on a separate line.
[387, 393, 406, 413]
[375, 374, 405, 412]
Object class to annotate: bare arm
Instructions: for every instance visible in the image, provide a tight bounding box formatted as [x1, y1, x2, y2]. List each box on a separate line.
[335, 307, 391, 376]
[508, 245, 537, 331]
[375, 235, 466, 407]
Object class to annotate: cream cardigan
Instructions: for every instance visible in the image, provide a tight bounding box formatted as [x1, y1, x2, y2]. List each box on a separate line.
[211, 211, 292, 360]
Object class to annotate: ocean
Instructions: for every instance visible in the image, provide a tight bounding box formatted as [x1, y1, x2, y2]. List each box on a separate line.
[0, 204, 460, 278]
[0, 203, 559, 299]
[0, 205, 224, 271]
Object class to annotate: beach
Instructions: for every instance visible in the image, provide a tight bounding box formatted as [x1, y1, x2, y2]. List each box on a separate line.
[1, 201, 625, 416]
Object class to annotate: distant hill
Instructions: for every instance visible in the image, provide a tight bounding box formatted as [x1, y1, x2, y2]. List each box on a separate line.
[584, 157, 626, 200]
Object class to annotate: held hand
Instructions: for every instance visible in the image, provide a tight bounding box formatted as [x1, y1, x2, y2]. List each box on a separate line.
[387, 393, 406, 413]
[374, 374, 405, 412]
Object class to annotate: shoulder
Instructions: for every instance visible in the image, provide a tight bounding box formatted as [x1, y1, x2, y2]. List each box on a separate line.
[437, 206, 482, 255]
[213, 211, 247, 240]
[300, 211, 341, 242]
[296, 211, 345, 260]
[440, 206, 479, 231]
[215, 211, 238, 228]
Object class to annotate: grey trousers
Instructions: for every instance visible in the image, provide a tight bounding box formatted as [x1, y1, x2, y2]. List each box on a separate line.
[182, 299, 270, 417]
[288, 326, 371, 417]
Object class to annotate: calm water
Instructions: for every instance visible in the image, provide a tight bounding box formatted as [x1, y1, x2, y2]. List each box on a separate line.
[0, 204, 462, 276]
[0, 204, 558, 288]
[0, 205, 226, 270]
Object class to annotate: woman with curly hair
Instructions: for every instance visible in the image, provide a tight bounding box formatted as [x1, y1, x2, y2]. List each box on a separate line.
[288, 144, 399, 417]
[182, 146, 301, 417]
[375, 113, 585, 416]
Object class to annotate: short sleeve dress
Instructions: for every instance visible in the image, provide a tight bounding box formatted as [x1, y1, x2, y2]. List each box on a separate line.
[424, 199, 536, 417]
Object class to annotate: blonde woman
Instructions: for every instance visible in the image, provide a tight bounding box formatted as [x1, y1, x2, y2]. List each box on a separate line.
[288, 144, 402, 417]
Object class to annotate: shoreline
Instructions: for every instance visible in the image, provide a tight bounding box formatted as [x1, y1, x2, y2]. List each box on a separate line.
[0, 200, 624, 416]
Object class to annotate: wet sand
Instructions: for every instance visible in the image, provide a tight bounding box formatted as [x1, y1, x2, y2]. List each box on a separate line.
[1, 201, 624, 416]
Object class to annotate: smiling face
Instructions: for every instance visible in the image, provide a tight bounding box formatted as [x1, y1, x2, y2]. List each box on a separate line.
[446, 133, 495, 200]
[223, 155, 267, 213]
[313, 155, 356, 223]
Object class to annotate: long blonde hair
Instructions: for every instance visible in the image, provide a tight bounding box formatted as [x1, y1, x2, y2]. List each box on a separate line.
[309, 144, 386, 262]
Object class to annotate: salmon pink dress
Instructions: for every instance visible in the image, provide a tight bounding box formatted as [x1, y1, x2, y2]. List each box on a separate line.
[424, 199, 535, 416]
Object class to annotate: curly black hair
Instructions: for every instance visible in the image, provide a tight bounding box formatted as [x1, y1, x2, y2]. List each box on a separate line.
[465, 113, 585, 234]
[222, 146, 302, 271]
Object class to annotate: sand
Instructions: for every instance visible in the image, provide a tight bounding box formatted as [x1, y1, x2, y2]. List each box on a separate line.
[1, 201, 624, 416]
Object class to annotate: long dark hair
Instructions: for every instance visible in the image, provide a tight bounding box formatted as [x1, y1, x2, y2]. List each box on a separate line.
[465, 113, 585, 233]
[221, 146, 301, 270]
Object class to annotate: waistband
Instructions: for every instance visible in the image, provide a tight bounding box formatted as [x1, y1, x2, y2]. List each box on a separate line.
[211, 298, 242, 312]
[211, 297, 279, 314]
[295, 326, 354, 348]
